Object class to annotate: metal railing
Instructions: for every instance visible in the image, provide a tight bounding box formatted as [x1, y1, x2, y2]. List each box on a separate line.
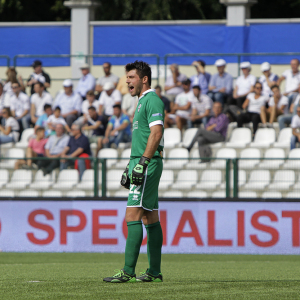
[0, 55, 10, 68]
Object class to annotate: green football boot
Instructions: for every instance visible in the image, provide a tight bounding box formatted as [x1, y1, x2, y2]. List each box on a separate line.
[136, 269, 163, 282]
[103, 269, 136, 283]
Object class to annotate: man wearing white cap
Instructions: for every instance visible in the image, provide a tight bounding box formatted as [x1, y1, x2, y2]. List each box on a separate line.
[95, 62, 119, 93]
[208, 59, 233, 105]
[75, 63, 96, 100]
[52, 79, 82, 127]
[98, 81, 122, 123]
[231, 62, 256, 108]
[258, 62, 279, 97]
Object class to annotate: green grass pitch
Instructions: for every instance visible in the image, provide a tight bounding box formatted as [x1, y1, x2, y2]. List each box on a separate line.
[0, 253, 300, 299]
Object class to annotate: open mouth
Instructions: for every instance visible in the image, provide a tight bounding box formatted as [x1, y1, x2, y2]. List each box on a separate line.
[129, 86, 134, 92]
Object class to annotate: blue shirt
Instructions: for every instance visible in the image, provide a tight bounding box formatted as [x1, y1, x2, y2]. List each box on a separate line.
[36, 113, 48, 127]
[45, 134, 70, 155]
[109, 113, 131, 136]
[75, 73, 96, 98]
[67, 134, 92, 156]
[209, 72, 233, 94]
[190, 73, 210, 95]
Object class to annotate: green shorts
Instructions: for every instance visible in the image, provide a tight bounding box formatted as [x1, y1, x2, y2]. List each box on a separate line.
[127, 157, 163, 211]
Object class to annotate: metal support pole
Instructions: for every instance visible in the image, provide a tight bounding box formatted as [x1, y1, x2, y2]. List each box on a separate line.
[225, 159, 231, 198]
[233, 158, 239, 198]
[101, 158, 107, 197]
[93, 157, 98, 197]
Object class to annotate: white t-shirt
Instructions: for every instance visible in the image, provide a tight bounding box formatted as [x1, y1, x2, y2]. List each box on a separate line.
[5, 116, 20, 142]
[46, 114, 67, 127]
[31, 91, 53, 117]
[291, 114, 300, 128]
[268, 95, 289, 114]
[174, 90, 193, 118]
[235, 74, 256, 96]
[81, 99, 100, 115]
[282, 69, 300, 94]
[165, 73, 187, 95]
[259, 73, 278, 97]
[96, 74, 119, 86]
[10, 92, 30, 117]
[98, 89, 122, 116]
[121, 93, 138, 116]
[247, 92, 268, 114]
[191, 94, 213, 115]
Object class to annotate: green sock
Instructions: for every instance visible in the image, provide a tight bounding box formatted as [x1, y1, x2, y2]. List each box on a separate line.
[145, 221, 163, 276]
[123, 221, 143, 275]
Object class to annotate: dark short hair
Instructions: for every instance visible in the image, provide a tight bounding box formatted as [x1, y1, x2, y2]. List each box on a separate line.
[271, 84, 280, 90]
[125, 60, 152, 86]
[36, 127, 45, 133]
[44, 104, 52, 111]
[154, 85, 162, 90]
[103, 62, 111, 67]
[113, 104, 121, 110]
[182, 79, 191, 85]
[88, 106, 96, 111]
[86, 90, 95, 96]
[255, 81, 263, 89]
[192, 85, 201, 90]
[35, 81, 44, 88]
[2, 107, 12, 117]
[54, 106, 61, 112]
[197, 60, 206, 67]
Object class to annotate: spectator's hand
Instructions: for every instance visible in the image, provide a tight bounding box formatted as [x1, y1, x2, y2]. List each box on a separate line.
[170, 65, 176, 73]
[192, 61, 199, 67]
[62, 114, 67, 118]
[175, 81, 182, 87]
[110, 130, 116, 137]
[219, 87, 226, 93]
[103, 137, 109, 144]
[190, 115, 197, 122]
[82, 126, 87, 131]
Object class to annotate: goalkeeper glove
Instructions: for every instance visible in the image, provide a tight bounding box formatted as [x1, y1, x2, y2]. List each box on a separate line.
[130, 156, 151, 186]
[120, 162, 130, 189]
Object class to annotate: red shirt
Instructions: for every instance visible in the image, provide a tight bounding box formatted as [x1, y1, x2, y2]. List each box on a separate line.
[28, 138, 48, 155]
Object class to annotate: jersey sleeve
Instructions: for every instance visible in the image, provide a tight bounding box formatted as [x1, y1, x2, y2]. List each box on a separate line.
[146, 95, 165, 128]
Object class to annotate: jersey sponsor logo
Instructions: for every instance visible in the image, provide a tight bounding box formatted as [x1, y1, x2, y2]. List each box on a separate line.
[132, 121, 138, 131]
[152, 113, 162, 117]
[138, 104, 142, 112]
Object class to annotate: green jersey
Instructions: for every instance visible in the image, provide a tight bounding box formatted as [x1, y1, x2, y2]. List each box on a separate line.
[131, 89, 165, 159]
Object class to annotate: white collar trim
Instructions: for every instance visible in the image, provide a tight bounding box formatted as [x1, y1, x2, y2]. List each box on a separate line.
[138, 89, 155, 101]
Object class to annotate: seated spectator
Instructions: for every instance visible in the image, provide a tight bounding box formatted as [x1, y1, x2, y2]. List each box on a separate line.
[14, 127, 48, 170]
[98, 104, 131, 150]
[117, 72, 129, 96]
[164, 64, 187, 104]
[27, 60, 51, 95]
[259, 62, 279, 97]
[189, 85, 213, 128]
[30, 81, 53, 125]
[164, 79, 193, 131]
[95, 62, 119, 94]
[262, 85, 288, 126]
[47, 106, 71, 135]
[60, 123, 92, 180]
[98, 82, 122, 122]
[0, 107, 20, 144]
[3, 67, 20, 104]
[291, 107, 300, 150]
[208, 59, 233, 105]
[75, 63, 96, 100]
[10, 81, 30, 130]
[35, 104, 53, 136]
[52, 79, 82, 127]
[121, 92, 138, 123]
[0, 80, 4, 124]
[82, 106, 106, 154]
[277, 58, 300, 108]
[190, 60, 211, 94]
[237, 82, 269, 135]
[231, 62, 256, 108]
[155, 85, 171, 114]
[186, 102, 229, 162]
[38, 124, 70, 176]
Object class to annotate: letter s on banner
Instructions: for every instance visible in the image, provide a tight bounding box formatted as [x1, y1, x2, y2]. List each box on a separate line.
[250, 210, 279, 247]
[27, 210, 55, 245]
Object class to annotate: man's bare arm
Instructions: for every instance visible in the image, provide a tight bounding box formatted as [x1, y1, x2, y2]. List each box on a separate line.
[143, 125, 163, 159]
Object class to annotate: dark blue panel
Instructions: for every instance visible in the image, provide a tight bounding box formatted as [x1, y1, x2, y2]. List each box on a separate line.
[0, 26, 70, 67]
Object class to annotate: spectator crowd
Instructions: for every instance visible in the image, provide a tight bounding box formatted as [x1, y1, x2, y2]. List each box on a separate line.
[1, 58, 300, 177]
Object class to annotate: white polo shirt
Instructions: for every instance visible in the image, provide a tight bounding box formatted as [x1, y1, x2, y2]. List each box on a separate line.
[191, 94, 213, 115]
[5, 116, 20, 142]
[10, 92, 30, 117]
[247, 92, 268, 114]
[53, 91, 82, 115]
[268, 95, 289, 114]
[165, 73, 187, 95]
[174, 90, 193, 119]
[98, 89, 122, 116]
[235, 74, 256, 96]
[282, 69, 300, 94]
[291, 114, 300, 128]
[96, 74, 119, 86]
[75, 73, 96, 98]
[259, 73, 279, 97]
[81, 99, 100, 115]
[31, 91, 53, 117]
[46, 114, 67, 126]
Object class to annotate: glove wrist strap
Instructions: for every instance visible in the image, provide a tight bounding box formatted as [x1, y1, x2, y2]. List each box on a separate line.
[139, 156, 151, 166]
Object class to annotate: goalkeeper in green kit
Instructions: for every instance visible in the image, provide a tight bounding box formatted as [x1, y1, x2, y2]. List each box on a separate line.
[103, 61, 164, 283]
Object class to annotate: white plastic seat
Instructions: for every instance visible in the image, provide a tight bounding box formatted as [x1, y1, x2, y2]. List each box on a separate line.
[98, 148, 118, 168]
[66, 190, 86, 197]
[258, 148, 285, 169]
[195, 170, 222, 190]
[210, 142, 224, 149]
[163, 148, 189, 169]
[249, 128, 276, 148]
[180, 128, 198, 148]
[0, 190, 15, 197]
[283, 149, 300, 169]
[42, 190, 62, 197]
[164, 128, 181, 149]
[159, 170, 174, 190]
[0, 148, 25, 169]
[238, 148, 261, 169]
[162, 190, 183, 198]
[0, 169, 9, 188]
[29, 170, 56, 190]
[185, 148, 208, 169]
[76, 169, 102, 190]
[106, 169, 123, 190]
[15, 128, 35, 149]
[210, 148, 237, 169]
[211, 191, 226, 198]
[220, 170, 246, 189]
[273, 127, 292, 148]
[171, 170, 198, 190]
[114, 190, 129, 197]
[243, 170, 270, 190]
[52, 170, 79, 190]
[6, 170, 32, 190]
[19, 190, 39, 197]
[261, 191, 282, 199]
[115, 148, 131, 169]
[286, 192, 300, 198]
[225, 128, 252, 148]
[238, 191, 257, 198]
[268, 170, 295, 191]
[187, 191, 208, 198]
